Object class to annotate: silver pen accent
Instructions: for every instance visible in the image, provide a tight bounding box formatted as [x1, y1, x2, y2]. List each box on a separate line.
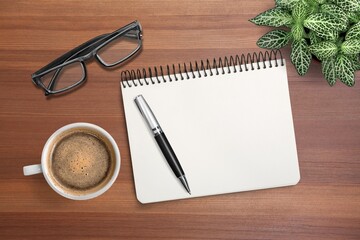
[134, 95, 162, 136]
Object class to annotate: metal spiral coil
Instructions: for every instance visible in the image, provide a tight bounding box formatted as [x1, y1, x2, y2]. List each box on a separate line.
[121, 50, 284, 88]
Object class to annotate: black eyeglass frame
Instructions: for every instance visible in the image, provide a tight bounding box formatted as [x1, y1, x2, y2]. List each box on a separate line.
[32, 20, 142, 96]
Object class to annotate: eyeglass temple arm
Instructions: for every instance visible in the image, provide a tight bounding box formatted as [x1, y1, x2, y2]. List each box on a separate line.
[124, 32, 138, 39]
[33, 33, 108, 80]
[58, 31, 139, 65]
[65, 31, 139, 64]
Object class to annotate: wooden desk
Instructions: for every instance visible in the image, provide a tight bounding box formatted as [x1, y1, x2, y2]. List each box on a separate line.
[0, 0, 359, 239]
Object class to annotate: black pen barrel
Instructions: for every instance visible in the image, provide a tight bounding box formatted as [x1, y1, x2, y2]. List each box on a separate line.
[155, 133, 184, 178]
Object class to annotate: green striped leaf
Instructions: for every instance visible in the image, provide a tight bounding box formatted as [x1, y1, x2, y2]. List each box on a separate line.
[292, 2, 309, 22]
[307, 1, 320, 15]
[346, 21, 360, 40]
[348, 54, 360, 70]
[309, 41, 338, 60]
[275, 0, 300, 11]
[315, 29, 338, 41]
[309, 30, 322, 44]
[304, 13, 347, 32]
[320, 4, 348, 31]
[341, 39, 360, 54]
[257, 29, 291, 49]
[315, 0, 327, 3]
[249, 8, 293, 27]
[291, 39, 312, 76]
[291, 24, 305, 41]
[353, 61, 360, 70]
[335, 55, 355, 86]
[347, 11, 360, 23]
[333, 0, 360, 12]
[321, 4, 347, 18]
[322, 57, 337, 86]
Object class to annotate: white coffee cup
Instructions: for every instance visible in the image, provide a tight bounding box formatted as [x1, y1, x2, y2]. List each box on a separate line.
[23, 122, 121, 200]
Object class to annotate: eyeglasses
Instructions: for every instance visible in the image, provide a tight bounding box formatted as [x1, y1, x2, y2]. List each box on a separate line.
[32, 21, 142, 96]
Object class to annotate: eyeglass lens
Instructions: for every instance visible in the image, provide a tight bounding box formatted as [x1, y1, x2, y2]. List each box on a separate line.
[39, 61, 85, 92]
[97, 29, 140, 66]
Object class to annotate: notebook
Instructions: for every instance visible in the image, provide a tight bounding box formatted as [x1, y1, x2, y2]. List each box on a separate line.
[121, 50, 300, 204]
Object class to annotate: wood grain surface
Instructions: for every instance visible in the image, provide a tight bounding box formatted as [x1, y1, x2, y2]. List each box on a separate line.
[0, 0, 359, 239]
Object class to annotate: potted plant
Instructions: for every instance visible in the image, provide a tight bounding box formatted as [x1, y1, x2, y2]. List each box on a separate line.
[250, 0, 360, 86]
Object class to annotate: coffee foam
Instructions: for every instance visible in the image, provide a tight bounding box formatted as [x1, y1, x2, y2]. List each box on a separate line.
[46, 127, 116, 196]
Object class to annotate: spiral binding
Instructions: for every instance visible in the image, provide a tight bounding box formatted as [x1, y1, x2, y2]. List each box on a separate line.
[121, 50, 284, 88]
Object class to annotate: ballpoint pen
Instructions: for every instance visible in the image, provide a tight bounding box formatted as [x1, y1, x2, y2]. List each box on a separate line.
[134, 95, 191, 195]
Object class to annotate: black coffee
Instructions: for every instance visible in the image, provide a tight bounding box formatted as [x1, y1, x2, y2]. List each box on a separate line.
[50, 130, 113, 192]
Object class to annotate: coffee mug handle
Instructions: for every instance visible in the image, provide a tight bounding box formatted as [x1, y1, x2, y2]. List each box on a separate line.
[23, 164, 42, 176]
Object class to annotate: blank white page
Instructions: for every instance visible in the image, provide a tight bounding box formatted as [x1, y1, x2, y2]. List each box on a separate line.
[121, 60, 300, 204]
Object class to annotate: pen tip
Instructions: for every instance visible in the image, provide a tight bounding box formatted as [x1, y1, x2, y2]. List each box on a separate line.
[179, 175, 191, 195]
